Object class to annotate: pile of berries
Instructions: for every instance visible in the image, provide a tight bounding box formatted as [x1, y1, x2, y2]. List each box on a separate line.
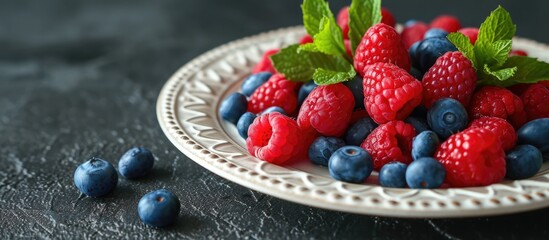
[220, 7, 549, 189]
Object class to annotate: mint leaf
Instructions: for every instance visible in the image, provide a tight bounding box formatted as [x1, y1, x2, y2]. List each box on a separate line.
[312, 56, 356, 85]
[271, 44, 315, 82]
[348, 0, 382, 53]
[298, 16, 347, 57]
[501, 56, 549, 85]
[475, 39, 512, 68]
[447, 32, 476, 68]
[476, 6, 516, 46]
[482, 64, 516, 81]
[302, 0, 334, 36]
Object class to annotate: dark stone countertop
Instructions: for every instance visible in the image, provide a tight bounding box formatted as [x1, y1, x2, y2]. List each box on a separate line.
[1, 0, 549, 239]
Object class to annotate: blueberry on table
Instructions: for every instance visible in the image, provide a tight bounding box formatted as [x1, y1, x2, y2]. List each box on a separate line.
[412, 130, 440, 160]
[297, 81, 317, 107]
[219, 92, 248, 124]
[415, 37, 457, 72]
[344, 117, 378, 146]
[308, 136, 346, 166]
[241, 72, 272, 97]
[427, 98, 468, 139]
[74, 157, 118, 197]
[517, 118, 549, 161]
[236, 112, 256, 139]
[343, 76, 365, 109]
[505, 145, 543, 180]
[379, 162, 408, 188]
[118, 147, 155, 179]
[138, 189, 180, 228]
[328, 146, 373, 183]
[406, 157, 446, 189]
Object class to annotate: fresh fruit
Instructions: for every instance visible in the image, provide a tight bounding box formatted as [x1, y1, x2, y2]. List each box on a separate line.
[336, 6, 350, 39]
[405, 116, 430, 133]
[468, 86, 527, 128]
[298, 83, 355, 137]
[345, 117, 378, 146]
[435, 128, 506, 187]
[236, 112, 257, 139]
[349, 109, 370, 124]
[412, 130, 440, 160]
[405, 157, 446, 189]
[299, 34, 314, 45]
[509, 49, 528, 56]
[409, 67, 423, 80]
[381, 7, 396, 28]
[362, 63, 423, 124]
[469, 117, 517, 151]
[252, 49, 279, 74]
[328, 146, 373, 183]
[427, 98, 469, 139]
[241, 72, 272, 97]
[343, 76, 365, 109]
[246, 112, 303, 164]
[220, 92, 248, 124]
[424, 28, 448, 39]
[260, 106, 286, 115]
[378, 162, 408, 188]
[138, 189, 180, 228]
[118, 147, 155, 179]
[505, 145, 543, 180]
[308, 137, 346, 166]
[401, 21, 429, 50]
[297, 81, 317, 107]
[514, 83, 549, 120]
[422, 51, 477, 108]
[430, 15, 461, 33]
[458, 27, 479, 44]
[404, 19, 418, 27]
[415, 37, 458, 73]
[354, 23, 411, 77]
[361, 120, 416, 170]
[517, 118, 549, 161]
[248, 74, 300, 115]
[74, 158, 118, 197]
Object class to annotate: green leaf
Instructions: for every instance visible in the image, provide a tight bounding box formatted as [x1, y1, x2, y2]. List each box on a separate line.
[299, 16, 347, 57]
[475, 40, 512, 68]
[502, 56, 549, 85]
[348, 0, 382, 53]
[302, 0, 334, 36]
[482, 64, 516, 81]
[312, 56, 356, 85]
[476, 6, 516, 46]
[447, 32, 476, 68]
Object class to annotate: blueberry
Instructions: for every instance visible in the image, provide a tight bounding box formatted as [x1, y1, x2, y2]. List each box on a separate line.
[409, 67, 424, 80]
[427, 98, 468, 139]
[405, 116, 430, 133]
[118, 147, 155, 179]
[379, 162, 408, 188]
[517, 118, 549, 161]
[74, 158, 118, 197]
[219, 92, 248, 124]
[505, 145, 543, 180]
[343, 76, 365, 109]
[405, 157, 446, 189]
[241, 72, 272, 97]
[308, 137, 346, 166]
[344, 117, 378, 146]
[404, 19, 418, 27]
[415, 37, 457, 72]
[298, 81, 317, 107]
[329, 146, 373, 183]
[409, 41, 421, 68]
[411, 105, 428, 119]
[236, 112, 256, 139]
[138, 189, 180, 228]
[412, 131, 440, 160]
[260, 106, 286, 115]
[424, 28, 448, 39]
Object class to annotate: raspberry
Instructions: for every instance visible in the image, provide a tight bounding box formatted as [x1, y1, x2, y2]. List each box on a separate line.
[381, 7, 396, 28]
[246, 113, 302, 164]
[422, 51, 477, 108]
[298, 83, 355, 137]
[361, 121, 415, 171]
[435, 128, 506, 187]
[252, 49, 279, 74]
[469, 117, 517, 151]
[248, 74, 301, 115]
[458, 27, 479, 45]
[362, 63, 423, 124]
[299, 35, 314, 45]
[354, 23, 411, 76]
[430, 15, 461, 33]
[509, 49, 528, 57]
[337, 6, 350, 39]
[469, 86, 527, 128]
[515, 83, 549, 120]
[401, 22, 429, 49]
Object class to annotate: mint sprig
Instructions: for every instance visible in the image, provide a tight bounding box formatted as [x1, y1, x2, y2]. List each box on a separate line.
[448, 6, 549, 87]
[349, 0, 382, 53]
[302, 0, 334, 37]
[299, 16, 348, 60]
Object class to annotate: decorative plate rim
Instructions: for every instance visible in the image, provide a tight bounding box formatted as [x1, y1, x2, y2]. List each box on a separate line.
[157, 26, 549, 218]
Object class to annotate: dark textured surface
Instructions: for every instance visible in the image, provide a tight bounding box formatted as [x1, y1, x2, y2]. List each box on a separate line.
[1, 0, 549, 239]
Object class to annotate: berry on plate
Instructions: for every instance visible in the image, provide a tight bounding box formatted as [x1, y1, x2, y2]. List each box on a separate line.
[361, 120, 416, 171]
[517, 118, 549, 161]
[345, 117, 378, 146]
[379, 162, 408, 188]
[297, 81, 318, 107]
[415, 37, 458, 73]
[308, 137, 346, 167]
[252, 49, 279, 74]
[458, 27, 479, 44]
[469, 117, 517, 151]
[424, 28, 448, 39]
[236, 112, 257, 139]
[514, 83, 549, 121]
[401, 21, 429, 50]
[241, 72, 272, 97]
[430, 15, 461, 33]
[220, 92, 247, 125]
[469, 86, 527, 128]
[328, 146, 373, 183]
[343, 76, 365, 109]
[435, 128, 506, 187]
[74, 157, 118, 197]
[248, 74, 301, 115]
[118, 147, 155, 179]
[405, 116, 430, 133]
[362, 63, 423, 124]
[381, 7, 396, 28]
[505, 145, 543, 180]
[406, 157, 446, 189]
[427, 98, 469, 139]
[412, 130, 440, 160]
[138, 189, 180, 228]
[336, 6, 350, 39]
[260, 106, 287, 116]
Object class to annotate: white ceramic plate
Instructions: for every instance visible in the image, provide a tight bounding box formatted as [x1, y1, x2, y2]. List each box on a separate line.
[157, 26, 549, 218]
